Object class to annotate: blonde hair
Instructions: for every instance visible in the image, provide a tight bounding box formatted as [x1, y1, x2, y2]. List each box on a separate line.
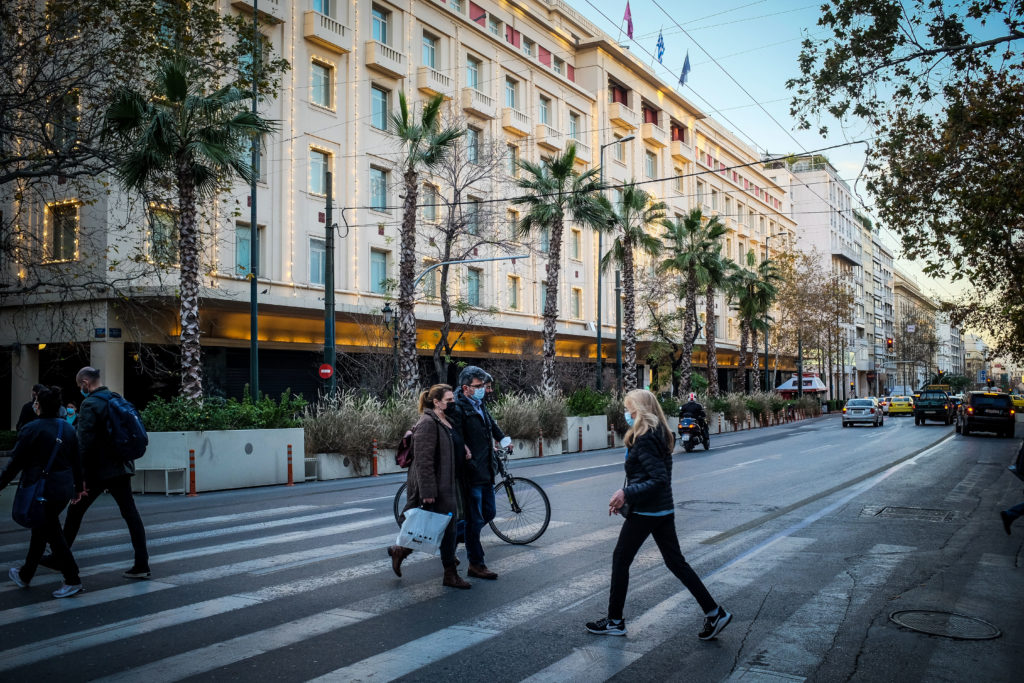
[418, 384, 453, 413]
[623, 389, 674, 451]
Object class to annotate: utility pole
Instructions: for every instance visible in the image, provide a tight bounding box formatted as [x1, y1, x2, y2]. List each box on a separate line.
[796, 328, 803, 398]
[248, 1, 260, 401]
[324, 172, 336, 397]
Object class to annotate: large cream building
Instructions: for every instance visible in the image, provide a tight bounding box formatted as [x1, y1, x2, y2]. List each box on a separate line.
[1, 0, 797, 423]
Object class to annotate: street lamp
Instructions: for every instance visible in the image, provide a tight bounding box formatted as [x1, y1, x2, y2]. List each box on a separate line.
[382, 303, 398, 394]
[597, 133, 635, 391]
[762, 232, 788, 392]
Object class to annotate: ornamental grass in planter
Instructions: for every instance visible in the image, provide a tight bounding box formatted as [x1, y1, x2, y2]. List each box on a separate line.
[303, 391, 418, 474]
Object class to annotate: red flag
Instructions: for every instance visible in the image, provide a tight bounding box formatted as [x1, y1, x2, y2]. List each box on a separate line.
[624, 2, 633, 39]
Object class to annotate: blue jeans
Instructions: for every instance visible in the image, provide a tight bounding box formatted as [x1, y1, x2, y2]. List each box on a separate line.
[465, 483, 496, 565]
[1005, 500, 1024, 523]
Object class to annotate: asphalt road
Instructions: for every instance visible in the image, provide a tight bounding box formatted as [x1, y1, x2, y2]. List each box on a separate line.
[0, 413, 1022, 682]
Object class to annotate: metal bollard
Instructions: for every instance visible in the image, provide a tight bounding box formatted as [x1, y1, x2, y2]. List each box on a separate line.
[371, 438, 379, 476]
[187, 449, 198, 497]
[538, 429, 544, 458]
[286, 444, 294, 486]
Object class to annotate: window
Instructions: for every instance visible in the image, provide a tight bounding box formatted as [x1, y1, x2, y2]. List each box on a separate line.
[309, 238, 326, 285]
[371, 86, 389, 130]
[612, 188, 624, 208]
[466, 198, 481, 234]
[422, 32, 438, 68]
[466, 126, 480, 164]
[522, 37, 534, 57]
[696, 181, 705, 207]
[724, 196, 732, 219]
[467, 268, 481, 306]
[539, 96, 551, 125]
[311, 61, 332, 108]
[147, 206, 177, 264]
[369, 250, 388, 293]
[614, 134, 626, 162]
[422, 263, 439, 298]
[505, 77, 518, 109]
[539, 226, 550, 253]
[738, 242, 745, 264]
[506, 144, 519, 177]
[422, 184, 439, 221]
[451, 0, 463, 11]
[674, 167, 684, 192]
[50, 92, 80, 149]
[235, 223, 263, 277]
[372, 5, 389, 44]
[553, 57, 564, 75]
[571, 228, 582, 260]
[571, 287, 582, 319]
[507, 275, 520, 310]
[644, 150, 657, 178]
[568, 112, 580, 140]
[313, 0, 332, 15]
[310, 149, 329, 195]
[488, 16, 501, 36]
[370, 166, 388, 211]
[466, 56, 481, 90]
[506, 209, 519, 239]
[711, 189, 719, 211]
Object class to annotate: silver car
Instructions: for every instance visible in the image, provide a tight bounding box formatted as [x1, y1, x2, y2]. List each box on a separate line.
[842, 398, 884, 427]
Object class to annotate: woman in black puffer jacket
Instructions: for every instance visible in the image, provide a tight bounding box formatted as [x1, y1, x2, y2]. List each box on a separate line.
[585, 389, 732, 640]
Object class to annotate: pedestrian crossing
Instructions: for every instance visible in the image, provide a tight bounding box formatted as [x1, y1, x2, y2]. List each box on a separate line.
[0, 493, 922, 682]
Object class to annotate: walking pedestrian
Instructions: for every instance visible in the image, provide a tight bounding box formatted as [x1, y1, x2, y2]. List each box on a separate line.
[65, 402, 78, 426]
[44, 367, 150, 579]
[451, 366, 511, 581]
[1, 386, 86, 598]
[586, 389, 732, 639]
[388, 384, 471, 589]
[15, 384, 47, 431]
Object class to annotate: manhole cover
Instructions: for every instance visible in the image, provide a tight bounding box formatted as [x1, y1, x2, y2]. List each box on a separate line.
[889, 610, 1001, 640]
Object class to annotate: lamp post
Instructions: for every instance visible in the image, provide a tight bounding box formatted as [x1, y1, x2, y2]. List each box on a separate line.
[248, 0, 260, 401]
[762, 232, 787, 392]
[382, 303, 398, 394]
[615, 269, 623, 392]
[597, 134, 635, 391]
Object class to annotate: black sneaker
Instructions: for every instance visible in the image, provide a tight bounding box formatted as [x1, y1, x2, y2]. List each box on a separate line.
[586, 617, 626, 636]
[1001, 511, 1014, 536]
[123, 567, 151, 579]
[699, 607, 732, 640]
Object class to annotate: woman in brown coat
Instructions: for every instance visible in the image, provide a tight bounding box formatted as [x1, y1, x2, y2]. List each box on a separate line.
[388, 384, 470, 589]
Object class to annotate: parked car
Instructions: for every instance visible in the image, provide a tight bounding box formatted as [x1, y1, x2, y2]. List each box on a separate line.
[914, 390, 955, 425]
[956, 391, 1017, 437]
[879, 397, 890, 414]
[842, 398, 883, 428]
[888, 396, 915, 416]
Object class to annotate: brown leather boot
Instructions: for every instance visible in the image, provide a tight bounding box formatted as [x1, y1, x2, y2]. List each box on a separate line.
[442, 565, 471, 589]
[467, 564, 498, 580]
[387, 545, 413, 577]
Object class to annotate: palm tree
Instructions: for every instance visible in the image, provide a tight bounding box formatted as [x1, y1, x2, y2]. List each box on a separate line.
[104, 58, 275, 400]
[698, 246, 735, 398]
[602, 182, 666, 392]
[729, 254, 781, 394]
[390, 91, 462, 392]
[513, 143, 605, 396]
[659, 209, 727, 396]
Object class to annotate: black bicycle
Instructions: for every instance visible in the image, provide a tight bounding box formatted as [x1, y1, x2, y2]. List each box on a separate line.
[393, 448, 551, 544]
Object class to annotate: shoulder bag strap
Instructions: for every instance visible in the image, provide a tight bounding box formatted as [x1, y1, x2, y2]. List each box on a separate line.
[41, 421, 64, 477]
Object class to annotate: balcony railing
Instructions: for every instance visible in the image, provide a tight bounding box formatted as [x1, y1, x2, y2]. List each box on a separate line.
[502, 107, 531, 137]
[417, 66, 452, 98]
[535, 124, 564, 151]
[231, 0, 286, 23]
[303, 11, 352, 53]
[607, 101, 638, 129]
[641, 122, 669, 148]
[670, 138, 693, 162]
[364, 40, 406, 79]
[832, 241, 862, 266]
[570, 139, 591, 163]
[461, 88, 496, 119]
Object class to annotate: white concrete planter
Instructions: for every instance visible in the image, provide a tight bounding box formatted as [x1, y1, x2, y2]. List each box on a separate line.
[315, 452, 373, 480]
[509, 438, 539, 459]
[375, 447, 404, 475]
[565, 415, 610, 451]
[139, 428, 304, 493]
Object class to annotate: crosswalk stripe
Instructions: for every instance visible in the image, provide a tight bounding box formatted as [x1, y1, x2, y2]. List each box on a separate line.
[0, 505, 319, 557]
[0, 514, 395, 593]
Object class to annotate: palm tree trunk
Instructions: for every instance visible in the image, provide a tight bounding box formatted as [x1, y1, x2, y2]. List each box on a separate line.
[177, 170, 202, 400]
[622, 240, 638, 392]
[679, 268, 697, 397]
[540, 214, 564, 397]
[397, 169, 420, 392]
[705, 285, 719, 397]
[751, 326, 761, 392]
[738, 318, 749, 394]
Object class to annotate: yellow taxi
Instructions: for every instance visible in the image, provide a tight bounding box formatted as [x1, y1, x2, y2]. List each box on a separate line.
[888, 396, 915, 416]
[1011, 394, 1024, 410]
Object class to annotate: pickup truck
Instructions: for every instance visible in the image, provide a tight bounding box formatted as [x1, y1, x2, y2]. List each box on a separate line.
[914, 390, 954, 425]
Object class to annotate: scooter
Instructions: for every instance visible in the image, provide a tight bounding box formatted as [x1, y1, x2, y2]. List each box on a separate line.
[677, 417, 710, 452]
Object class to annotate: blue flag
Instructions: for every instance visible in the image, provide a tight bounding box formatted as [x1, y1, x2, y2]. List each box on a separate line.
[656, 31, 665, 64]
[679, 51, 691, 87]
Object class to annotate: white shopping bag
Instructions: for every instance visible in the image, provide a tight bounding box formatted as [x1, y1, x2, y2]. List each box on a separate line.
[395, 507, 453, 555]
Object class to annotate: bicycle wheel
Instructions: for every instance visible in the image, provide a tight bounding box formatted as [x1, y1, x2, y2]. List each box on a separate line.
[393, 482, 408, 526]
[489, 476, 551, 545]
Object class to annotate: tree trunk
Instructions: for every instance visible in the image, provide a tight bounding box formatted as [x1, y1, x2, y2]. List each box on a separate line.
[432, 262, 453, 384]
[705, 285, 719, 397]
[751, 326, 761, 392]
[397, 169, 420, 392]
[737, 318, 749, 394]
[176, 169, 202, 400]
[679, 268, 697, 397]
[540, 213, 564, 397]
[622, 239, 638, 392]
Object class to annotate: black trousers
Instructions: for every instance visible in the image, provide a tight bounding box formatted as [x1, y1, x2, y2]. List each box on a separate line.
[20, 500, 80, 585]
[608, 513, 717, 620]
[63, 474, 149, 567]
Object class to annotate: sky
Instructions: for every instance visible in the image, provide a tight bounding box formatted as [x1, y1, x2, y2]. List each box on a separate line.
[581, 0, 965, 303]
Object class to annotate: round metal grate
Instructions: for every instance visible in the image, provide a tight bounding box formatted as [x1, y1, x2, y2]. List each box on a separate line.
[889, 610, 1001, 640]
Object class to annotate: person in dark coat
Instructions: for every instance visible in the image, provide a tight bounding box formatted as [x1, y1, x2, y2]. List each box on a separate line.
[388, 384, 471, 589]
[1, 386, 85, 598]
[586, 389, 732, 640]
[15, 384, 47, 431]
[48, 366, 150, 579]
[450, 366, 510, 581]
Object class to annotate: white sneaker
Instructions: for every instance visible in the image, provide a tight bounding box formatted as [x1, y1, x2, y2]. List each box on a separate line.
[52, 583, 83, 599]
[8, 566, 28, 588]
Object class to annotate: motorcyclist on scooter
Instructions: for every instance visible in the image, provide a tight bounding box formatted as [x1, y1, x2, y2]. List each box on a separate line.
[679, 393, 709, 444]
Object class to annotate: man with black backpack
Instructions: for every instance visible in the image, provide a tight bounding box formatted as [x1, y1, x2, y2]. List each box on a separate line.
[44, 366, 151, 579]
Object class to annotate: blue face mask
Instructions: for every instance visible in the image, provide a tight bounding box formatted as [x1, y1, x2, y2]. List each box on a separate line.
[473, 387, 486, 401]
[67, 409, 75, 416]
[81, 389, 89, 398]
[624, 410, 634, 427]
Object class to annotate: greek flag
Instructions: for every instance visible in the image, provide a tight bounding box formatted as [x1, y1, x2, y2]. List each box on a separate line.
[679, 51, 691, 87]
[656, 31, 665, 63]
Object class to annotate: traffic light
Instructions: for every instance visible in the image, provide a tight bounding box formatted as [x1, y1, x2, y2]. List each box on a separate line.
[850, 381, 855, 390]
[886, 337, 894, 352]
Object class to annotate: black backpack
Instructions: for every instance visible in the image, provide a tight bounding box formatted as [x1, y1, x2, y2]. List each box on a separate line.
[102, 393, 149, 461]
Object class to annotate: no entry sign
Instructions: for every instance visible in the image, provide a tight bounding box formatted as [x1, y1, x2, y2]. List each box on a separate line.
[318, 363, 334, 379]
